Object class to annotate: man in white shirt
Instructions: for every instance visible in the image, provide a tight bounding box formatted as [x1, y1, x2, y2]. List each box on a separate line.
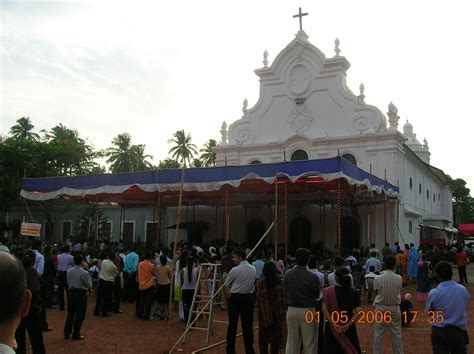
[224, 249, 256, 354]
[94, 252, 118, 317]
[32, 239, 45, 276]
[0, 252, 32, 354]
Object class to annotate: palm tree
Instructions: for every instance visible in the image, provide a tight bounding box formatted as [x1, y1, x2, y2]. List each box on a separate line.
[167, 130, 198, 167]
[106, 133, 153, 173]
[200, 139, 217, 167]
[45, 123, 78, 143]
[9, 117, 40, 141]
[157, 158, 180, 169]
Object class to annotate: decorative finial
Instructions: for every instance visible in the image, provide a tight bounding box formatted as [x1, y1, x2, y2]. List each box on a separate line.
[263, 50, 269, 67]
[334, 38, 341, 57]
[220, 121, 228, 145]
[423, 138, 429, 149]
[358, 83, 365, 104]
[243, 98, 248, 112]
[387, 102, 400, 132]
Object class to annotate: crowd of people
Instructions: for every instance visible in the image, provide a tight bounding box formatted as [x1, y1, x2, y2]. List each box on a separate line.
[0, 236, 472, 354]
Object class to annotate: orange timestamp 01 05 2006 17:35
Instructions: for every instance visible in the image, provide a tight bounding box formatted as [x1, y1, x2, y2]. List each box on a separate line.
[305, 310, 445, 325]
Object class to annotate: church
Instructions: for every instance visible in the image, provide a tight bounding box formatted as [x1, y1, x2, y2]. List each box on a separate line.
[18, 10, 454, 254]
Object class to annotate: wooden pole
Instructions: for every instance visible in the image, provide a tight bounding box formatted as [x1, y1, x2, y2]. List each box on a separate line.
[224, 186, 229, 246]
[284, 183, 288, 259]
[166, 167, 186, 349]
[274, 179, 278, 261]
[336, 179, 342, 256]
[384, 196, 388, 244]
[156, 192, 161, 247]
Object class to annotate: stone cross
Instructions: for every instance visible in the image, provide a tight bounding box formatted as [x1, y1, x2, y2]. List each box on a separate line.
[293, 7, 308, 31]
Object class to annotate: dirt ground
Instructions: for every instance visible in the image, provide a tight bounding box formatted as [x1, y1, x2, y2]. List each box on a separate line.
[39, 268, 474, 354]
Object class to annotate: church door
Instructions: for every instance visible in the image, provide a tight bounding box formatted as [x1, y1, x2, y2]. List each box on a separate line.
[341, 217, 360, 253]
[289, 217, 311, 255]
[247, 218, 266, 247]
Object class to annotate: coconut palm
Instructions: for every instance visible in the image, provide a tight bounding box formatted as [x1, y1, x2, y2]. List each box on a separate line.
[130, 144, 154, 171]
[200, 139, 217, 167]
[106, 133, 153, 173]
[9, 117, 40, 141]
[167, 130, 198, 167]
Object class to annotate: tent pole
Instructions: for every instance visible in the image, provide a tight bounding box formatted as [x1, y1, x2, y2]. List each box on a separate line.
[224, 186, 229, 246]
[274, 178, 278, 261]
[336, 179, 342, 256]
[166, 167, 186, 350]
[284, 182, 288, 259]
[384, 196, 387, 245]
[156, 192, 161, 247]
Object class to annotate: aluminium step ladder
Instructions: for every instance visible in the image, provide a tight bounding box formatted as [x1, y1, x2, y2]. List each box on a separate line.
[182, 263, 227, 346]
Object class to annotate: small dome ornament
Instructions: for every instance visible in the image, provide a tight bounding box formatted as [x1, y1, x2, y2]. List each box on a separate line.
[263, 50, 269, 68]
[358, 83, 365, 104]
[334, 38, 341, 57]
[423, 137, 429, 149]
[220, 121, 228, 145]
[242, 98, 249, 118]
[387, 102, 400, 132]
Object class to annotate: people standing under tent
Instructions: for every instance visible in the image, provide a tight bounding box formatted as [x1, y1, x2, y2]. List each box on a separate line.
[57, 245, 74, 311]
[408, 243, 419, 280]
[364, 252, 382, 274]
[220, 247, 235, 311]
[137, 250, 156, 320]
[155, 254, 172, 320]
[123, 247, 139, 303]
[426, 261, 470, 354]
[416, 255, 432, 302]
[64, 253, 92, 340]
[391, 241, 400, 256]
[328, 256, 353, 287]
[252, 252, 265, 279]
[224, 249, 257, 354]
[284, 248, 320, 354]
[255, 261, 286, 354]
[181, 255, 198, 327]
[15, 250, 46, 354]
[323, 266, 362, 354]
[455, 247, 469, 284]
[395, 249, 408, 282]
[373, 256, 403, 354]
[94, 252, 118, 317]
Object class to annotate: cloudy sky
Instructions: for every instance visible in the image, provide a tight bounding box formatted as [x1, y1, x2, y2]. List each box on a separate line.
[1, 0, 473, 190]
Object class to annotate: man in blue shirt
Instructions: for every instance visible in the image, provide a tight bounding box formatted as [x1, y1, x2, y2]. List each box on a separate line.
[251, 252, 264, 279]
[364, 252, 382, 274]
[123, 248, 139, 303]
[426, 261, 470, 354]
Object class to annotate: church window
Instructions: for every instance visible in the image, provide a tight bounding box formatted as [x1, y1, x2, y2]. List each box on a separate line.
[427, 190, 429, 199]
[249, 160, 261, 165]
[419, 184, 422, 194]
[291, 150, 309, 161]
[438, 193, 441, 201]
[409, 178, 413, 190]
[409, 220, 413, 234]
[433, 194, 436, 202]
[342, 154, 357, 166]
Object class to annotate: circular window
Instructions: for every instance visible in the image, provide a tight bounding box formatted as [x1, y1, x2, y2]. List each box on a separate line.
[342, 154, 357, 166]
[249, 160, 261, 165]
[291, 150, 309, 161]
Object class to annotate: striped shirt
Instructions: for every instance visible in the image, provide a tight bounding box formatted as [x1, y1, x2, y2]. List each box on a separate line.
[373, 270, 402, 306]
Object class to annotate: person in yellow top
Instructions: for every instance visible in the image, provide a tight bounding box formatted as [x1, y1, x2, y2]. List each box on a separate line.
[155, 255, 172, 320]
[395, 249, 408, 282]
[137, 250, 156, 320]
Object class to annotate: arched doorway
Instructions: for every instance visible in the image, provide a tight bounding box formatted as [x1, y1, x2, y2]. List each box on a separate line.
[289, 217, 311, 255]
[341, 217, 360, 253]
[247, 218, 266, 247]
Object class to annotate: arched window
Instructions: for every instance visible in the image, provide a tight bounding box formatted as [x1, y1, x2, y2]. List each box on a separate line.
[419, 184, 422, 194]
[342, 154, 357, 166]
[427, 190, 430, 200]
[249, 160, 261, 165]
[291, 149, 309, 161]
[433, 194, 436, 202]
[409, 178, 413, 190]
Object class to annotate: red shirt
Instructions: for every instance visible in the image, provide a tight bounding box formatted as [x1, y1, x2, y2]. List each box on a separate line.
[138, 260, 155, 290]
[456, 251, 468, 267]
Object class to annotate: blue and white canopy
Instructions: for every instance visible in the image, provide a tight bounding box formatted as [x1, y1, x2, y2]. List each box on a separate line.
[21, 157, 398, 202]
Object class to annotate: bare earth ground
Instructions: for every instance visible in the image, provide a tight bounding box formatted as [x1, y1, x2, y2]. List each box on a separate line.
[39, 266, 474, 354]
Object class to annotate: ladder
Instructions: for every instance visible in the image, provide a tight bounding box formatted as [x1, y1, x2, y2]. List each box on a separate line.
[183, 263, 227, 346]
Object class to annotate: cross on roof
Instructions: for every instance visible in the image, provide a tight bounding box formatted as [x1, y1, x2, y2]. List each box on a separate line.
[293, 7, 308, 31]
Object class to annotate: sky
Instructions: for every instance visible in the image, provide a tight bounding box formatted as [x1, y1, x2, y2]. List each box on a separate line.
[1, 0, 473, 190]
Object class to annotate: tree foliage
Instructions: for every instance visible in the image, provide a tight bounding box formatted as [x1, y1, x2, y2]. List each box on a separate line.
[106, 133, 153, 173]
[167, 130, 198, 167]
[9, 117, 40, 141]
[446, 175, 474, 225]
[200, 139, 217, 167]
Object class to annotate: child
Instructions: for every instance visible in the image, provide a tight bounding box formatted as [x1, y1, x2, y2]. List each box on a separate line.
[364, 265, 377, 303]
[400, 293, 414, 326]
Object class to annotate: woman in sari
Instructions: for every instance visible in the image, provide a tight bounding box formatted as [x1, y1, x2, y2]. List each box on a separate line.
[408, 244, 420, 280]
[255, 261, 286, 354]
[395, 249, 408, 282]
[323, 267, 362, 354]
[416, 255, 432, 302]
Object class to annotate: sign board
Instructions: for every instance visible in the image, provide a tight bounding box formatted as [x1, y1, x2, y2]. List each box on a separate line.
[20, 223, 41, 237]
